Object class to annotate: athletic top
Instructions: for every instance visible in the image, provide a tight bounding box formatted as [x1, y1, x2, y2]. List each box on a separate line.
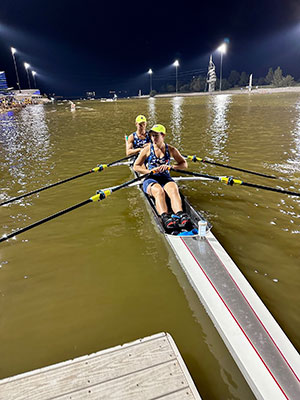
[132, 131, 151, 148]
[146, 143, 171, 178]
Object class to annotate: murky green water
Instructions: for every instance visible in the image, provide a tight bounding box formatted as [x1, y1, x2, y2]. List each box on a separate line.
[1, 93, 299, 399]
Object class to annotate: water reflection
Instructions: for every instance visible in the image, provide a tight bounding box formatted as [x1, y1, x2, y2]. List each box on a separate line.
[147, 97, 157, 127]
[287, 99, 300, 173]
[206, 94, 232, 159]
[0, 105, 52, 201]
[170, 96, 184, 148]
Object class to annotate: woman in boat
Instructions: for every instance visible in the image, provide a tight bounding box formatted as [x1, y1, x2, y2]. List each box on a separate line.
[125, 114, 151, 156]
[133, 124, 192, 233]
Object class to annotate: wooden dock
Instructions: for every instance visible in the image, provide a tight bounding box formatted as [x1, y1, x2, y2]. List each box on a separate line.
[0, 332, 201, 400]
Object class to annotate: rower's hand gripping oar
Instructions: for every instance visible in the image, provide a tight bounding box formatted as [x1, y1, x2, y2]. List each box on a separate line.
[182, 154, 277, 180]
[172, 168, 300, 197]
[0, 172, 151, 244]
[0, 154, 135, 206]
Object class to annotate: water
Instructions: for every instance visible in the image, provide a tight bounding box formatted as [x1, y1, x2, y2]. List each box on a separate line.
[1, 93, 299, 399]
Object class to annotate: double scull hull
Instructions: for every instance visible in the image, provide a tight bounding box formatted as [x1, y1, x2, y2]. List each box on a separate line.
[131, 168, 300, 400]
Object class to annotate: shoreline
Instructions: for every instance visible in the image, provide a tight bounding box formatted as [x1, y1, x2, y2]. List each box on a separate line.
[133, 86, 300, 99]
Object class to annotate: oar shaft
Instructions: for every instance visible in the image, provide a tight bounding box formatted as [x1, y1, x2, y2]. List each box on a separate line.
[173, 168, 300, 197]
[0, 171, 91, 206]
[241, 181, 300, 197]
[0, 199, 92, 243]
[1, 155, 134, 206]
[183, 154, 277, 179]
[203, 159, 277, 179]
[111, 172, 151, 192]
[0, 171, 151, 244]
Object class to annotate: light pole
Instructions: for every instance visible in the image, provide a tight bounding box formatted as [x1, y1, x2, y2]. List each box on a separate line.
[24, 63, 31, 89]
[217, 43, 227, 91]
[32, 71, 37, 88]
[11, 47, 21, 92]
[173, 60, 179, 93]
[148, 68, 153, 95]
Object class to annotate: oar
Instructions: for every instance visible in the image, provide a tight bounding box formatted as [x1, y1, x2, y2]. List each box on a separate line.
[172, 168, 300, 197]
[183, 154, 277, 179]
[0, 172, 151, 244]
[0, 155, 134, 206]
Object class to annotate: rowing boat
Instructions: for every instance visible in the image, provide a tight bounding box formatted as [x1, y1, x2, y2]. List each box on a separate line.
[130, 166, 300, 400]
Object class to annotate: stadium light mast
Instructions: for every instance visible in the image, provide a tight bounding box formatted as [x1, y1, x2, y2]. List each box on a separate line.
[217, 43, 227, 91]
[173, 60, 179, 93]
[32, 71, 37, 88]
[24, 62, 31, 89]
[11, 47, 21, 92]
[148, 69, 153, 94]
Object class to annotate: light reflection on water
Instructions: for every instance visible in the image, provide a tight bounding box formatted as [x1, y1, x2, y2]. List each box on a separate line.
[206, 94, 232, 159]
[288, 98, 300, 172]
[170, 96, 184, 147]
[1, 95, 300, 400]
[147, 97, 157, 127]
[0, 105, 52, 191]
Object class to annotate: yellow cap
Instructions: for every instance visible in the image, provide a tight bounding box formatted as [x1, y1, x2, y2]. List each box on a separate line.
[149, 124, 166, 135]
[135, 115, 147, 124]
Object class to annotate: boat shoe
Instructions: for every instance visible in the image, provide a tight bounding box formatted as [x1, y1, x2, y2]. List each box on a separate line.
[176, 211, 193, 231]
[160, 213, 179, 233]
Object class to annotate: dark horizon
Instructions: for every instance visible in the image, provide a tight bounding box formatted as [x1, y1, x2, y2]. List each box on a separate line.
[0, 0, 299, 98]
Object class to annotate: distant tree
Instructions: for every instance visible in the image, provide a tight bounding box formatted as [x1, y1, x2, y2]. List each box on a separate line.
[281, 75, 295, 87]
[179, 83, 190, 92]
[265, 68, 274, 84]
[228, 70, 240, 87]
[258, 77, 266, 85]
[272, 67, 283, 86]
[239, 71, 249, 86]
[166, 84, 175, 92]
[150, 90, 157, 97]
[220, 78, 230, 90]
[190, 76, 206, 92]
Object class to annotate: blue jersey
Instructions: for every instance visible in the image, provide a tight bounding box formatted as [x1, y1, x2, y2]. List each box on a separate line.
[146, 143, 171, 178]
[132, 131, 151, 148]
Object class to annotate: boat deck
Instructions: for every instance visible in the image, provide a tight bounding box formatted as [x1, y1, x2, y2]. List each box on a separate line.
[0, 332, 201, 400]
[167, 231, 300, 400]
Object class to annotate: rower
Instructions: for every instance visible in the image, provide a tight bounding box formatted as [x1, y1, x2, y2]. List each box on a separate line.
[126, 115, 151, 156]
[133, 124, 193, 233]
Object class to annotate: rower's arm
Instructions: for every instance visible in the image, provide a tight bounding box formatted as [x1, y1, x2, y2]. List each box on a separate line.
[170, 146, 188, 170]
[126, 134, 141, 156]
[133, 146, 150, 174]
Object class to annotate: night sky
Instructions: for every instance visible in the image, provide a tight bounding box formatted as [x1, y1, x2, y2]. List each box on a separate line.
[0, 0, 299, 97]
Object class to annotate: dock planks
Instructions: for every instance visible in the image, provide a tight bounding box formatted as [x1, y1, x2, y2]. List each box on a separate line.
[0, 332, 201, 400]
